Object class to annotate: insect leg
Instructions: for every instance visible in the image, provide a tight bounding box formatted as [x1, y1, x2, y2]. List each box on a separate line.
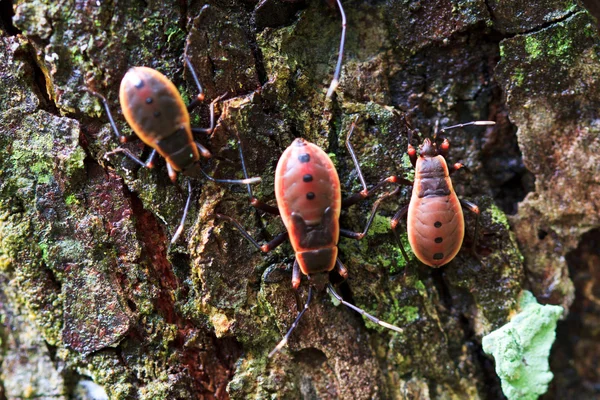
[448, 162, 465, 175]
[195, 142, 212, 159]
[292, 260, 302, 290]
[167, 163, 178, 182]
[234, 131, 280, 215]
[342, 117, 412, 208]
[184, 54, 206, 111]
[340, 187, 400, 240]
[105, 147, 157, 169]
[460, 199, 480, 253]
[326, 0, 346, 99]
[335, 258, 348, 280]
[390, 204, 412, 266]
[269, 286, 313, 357]
[168, 179, 193, 250]
[328, 283, 403, 333]
[407, 144, 417, 167]
[85, 89, 137, 143]
[191, 93, 228, 135]
[214, 214, 288, 253]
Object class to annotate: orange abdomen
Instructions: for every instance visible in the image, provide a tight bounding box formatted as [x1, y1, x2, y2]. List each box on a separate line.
[407, 156, 465, 267]
[274, 138, 341, 276]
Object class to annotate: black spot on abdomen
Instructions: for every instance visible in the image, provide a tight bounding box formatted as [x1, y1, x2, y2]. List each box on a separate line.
[433, 253, 444, 260]
[299, 153, 310, 163]
[434, 221, 442, 228]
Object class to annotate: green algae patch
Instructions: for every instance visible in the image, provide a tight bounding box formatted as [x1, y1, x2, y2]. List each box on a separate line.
[524, 36, 543, 60]
[488, 203, 510, 228]
[482, 291, 562, 400]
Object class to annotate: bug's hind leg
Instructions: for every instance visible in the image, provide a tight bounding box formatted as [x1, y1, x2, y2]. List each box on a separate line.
[269, 285, 314, 357]
[168, 179, 194, 250]
[328, 283, 403, 333]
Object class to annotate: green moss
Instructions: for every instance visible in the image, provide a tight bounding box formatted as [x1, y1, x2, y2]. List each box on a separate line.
[401, 153, 415, 182]
[512, 68, 525, 87]
[525, 36, 542, 60]
[546, 30, 572, 60]
[367, 214, 393, 236]
[398, 305, 419, 323]
[489, 203, 510, 228]
[65, 194, 78, 206]
[414, 280, 426, 293]
[482, 291, 562, 400]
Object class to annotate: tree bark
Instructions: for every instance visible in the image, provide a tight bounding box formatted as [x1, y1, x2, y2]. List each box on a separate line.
[0, 0, 598, 399]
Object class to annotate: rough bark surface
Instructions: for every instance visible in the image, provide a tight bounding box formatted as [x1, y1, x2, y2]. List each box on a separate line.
[0, 0, 598, 399]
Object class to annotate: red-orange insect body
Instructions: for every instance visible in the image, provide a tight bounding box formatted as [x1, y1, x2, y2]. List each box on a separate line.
[119, 67, 199, 172]
[274, 138, 341, 276]
[407, 139, 464, 267]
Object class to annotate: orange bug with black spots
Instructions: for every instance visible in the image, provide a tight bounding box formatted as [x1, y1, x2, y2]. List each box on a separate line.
[86, 53, 261, 245]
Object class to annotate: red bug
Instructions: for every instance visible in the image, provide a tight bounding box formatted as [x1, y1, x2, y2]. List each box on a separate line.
[215, 0, 403, 356]
[85, 54, 260, 245]
[390, 121, 495, 267]
[217, 123, 402, 357]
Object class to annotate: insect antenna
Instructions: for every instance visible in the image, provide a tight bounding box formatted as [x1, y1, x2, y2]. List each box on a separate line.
[434, 120, 496, 148]
[327, 283, 403, 333]
[439, 120, 496, 134]
[326, 0, 347, 99]
[269, 285, 314, 357]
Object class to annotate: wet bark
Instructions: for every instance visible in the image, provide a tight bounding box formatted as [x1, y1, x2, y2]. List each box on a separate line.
[0, 0, 598, 399]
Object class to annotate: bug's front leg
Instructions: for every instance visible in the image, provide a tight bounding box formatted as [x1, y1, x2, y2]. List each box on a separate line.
[342, 116, 412, 208]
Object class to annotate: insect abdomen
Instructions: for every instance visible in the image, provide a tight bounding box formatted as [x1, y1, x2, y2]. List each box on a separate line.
[155, 128, 199, 171]
[274, 138, 341, 275]
[407, 156, 465, 267]
[120, 67, 192, 147]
